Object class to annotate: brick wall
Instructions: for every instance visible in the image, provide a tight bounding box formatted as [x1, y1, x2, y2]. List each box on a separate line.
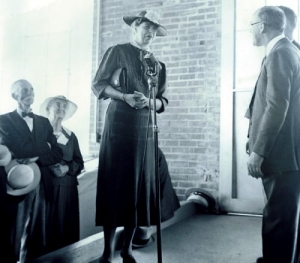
[89, 0, 222, 202]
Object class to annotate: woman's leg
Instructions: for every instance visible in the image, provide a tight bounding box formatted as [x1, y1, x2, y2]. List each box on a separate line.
[122, 227, 136, 255]
[102, 226, 116, 261]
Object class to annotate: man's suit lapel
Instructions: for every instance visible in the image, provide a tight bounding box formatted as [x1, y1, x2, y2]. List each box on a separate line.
[10, 110, 33, 138]
[32, 115, 46, 142]
[246, 38, 288, 118]
[245, 56, 267, 119]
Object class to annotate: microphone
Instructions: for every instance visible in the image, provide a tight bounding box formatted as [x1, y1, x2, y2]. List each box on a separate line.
[144, 53, 158, 76]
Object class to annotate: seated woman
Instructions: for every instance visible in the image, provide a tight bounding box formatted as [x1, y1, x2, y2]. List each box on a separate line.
[40, 95, 84, 252]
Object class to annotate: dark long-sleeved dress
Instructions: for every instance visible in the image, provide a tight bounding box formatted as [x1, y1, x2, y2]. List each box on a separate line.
[46, 127, 84, 253]
[92, 43, 169, 228]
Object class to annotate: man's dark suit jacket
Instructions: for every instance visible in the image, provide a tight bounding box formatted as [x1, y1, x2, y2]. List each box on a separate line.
[0, 110, 63, 200]
[292, 40, 300, 50]
[246, 38, 300, 175]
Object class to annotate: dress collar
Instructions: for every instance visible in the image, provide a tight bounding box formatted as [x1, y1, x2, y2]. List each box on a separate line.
[129, 41, 150, 52]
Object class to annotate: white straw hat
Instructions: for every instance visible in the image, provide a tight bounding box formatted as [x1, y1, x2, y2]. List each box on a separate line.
[39, 95, 78, 121]
[5, 159, 41, 196]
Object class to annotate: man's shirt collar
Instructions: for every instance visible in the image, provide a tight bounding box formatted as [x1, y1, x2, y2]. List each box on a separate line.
[266, 34, 285, 56]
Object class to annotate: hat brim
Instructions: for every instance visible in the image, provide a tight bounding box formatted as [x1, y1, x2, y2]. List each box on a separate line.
[39, 96, 78, 121]
[185, 188, 216, 210]
[123, 16, 167, 37]
[5, 160, 41, 196]
[132, 235, 155, 249]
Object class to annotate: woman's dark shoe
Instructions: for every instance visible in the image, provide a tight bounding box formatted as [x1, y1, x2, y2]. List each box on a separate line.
[99, 256, 112, 263]
[120, 250, 137, 263]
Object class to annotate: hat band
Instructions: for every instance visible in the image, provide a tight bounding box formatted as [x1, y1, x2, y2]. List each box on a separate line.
[8, 183, 28, 190]
[189, 191, 211, 206]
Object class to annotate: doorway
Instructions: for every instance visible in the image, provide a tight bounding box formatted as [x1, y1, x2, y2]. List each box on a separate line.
[219, 0, 299, 214]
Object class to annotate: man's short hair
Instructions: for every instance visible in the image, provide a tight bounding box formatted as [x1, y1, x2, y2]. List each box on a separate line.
[257, 6, 286, 33]
[278, 5, 297, 30]
[11, 79, 32, 100]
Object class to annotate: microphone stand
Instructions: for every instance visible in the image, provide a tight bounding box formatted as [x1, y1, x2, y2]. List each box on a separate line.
[146, 63, 163, 263]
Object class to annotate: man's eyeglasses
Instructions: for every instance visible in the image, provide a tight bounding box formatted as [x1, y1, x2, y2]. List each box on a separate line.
[250, 21, 261, 26]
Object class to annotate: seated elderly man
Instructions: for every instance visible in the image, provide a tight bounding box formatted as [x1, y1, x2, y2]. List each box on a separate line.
[0, 79, 63, 263]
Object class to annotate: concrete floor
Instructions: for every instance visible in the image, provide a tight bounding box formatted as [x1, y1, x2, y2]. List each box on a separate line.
[78, 165, 103, 239]
[31, 160, 262, 263]
[78, 161, 263, 263]
[90, 213, 262, 263]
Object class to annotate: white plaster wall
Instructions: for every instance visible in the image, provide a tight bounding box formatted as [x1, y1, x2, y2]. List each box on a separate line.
[0, 0, 94, 156]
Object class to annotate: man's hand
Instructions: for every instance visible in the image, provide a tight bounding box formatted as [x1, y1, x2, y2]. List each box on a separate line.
[246, 140, 250, 155]
[17, 157, 39, 164]
[247, 152, 264, 179]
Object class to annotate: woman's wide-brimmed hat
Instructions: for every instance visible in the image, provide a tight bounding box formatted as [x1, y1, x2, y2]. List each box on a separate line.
[5, 159, 41, 196]
[39, 95, 78, 121]
[123, 10, 167, 37]
[185, 188, 216, 211]
[0, 145, 12, 166]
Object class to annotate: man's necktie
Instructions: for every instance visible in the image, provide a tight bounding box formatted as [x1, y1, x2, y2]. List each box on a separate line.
[21, 112, 34, 118]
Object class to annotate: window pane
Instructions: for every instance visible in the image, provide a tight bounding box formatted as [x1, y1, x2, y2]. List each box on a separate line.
[236, 1, 266, 31]
[266, 0, 297, 10]
[235, 31, 265, 89]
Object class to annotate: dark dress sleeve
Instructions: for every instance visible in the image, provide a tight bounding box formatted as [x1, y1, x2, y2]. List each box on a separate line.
[63, 133, 84, 176]
[92, 46, 119, 99]
[156, 61, 168, 113]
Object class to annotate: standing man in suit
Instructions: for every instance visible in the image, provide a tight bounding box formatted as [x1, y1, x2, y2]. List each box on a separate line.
[246, 6, 300, 263]
[0, 79, 63, 262]
[278, 6, 300, 49]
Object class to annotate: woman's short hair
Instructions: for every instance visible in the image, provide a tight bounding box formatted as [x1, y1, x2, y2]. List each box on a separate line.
[258, 6, 286, 33]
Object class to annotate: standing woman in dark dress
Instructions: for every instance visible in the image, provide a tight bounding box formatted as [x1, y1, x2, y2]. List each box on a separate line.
[40, 95, 84, 253]
[92, 10, 168, 263]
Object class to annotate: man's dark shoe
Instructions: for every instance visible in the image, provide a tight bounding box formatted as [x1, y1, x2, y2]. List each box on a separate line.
[256, 257, 265, 263]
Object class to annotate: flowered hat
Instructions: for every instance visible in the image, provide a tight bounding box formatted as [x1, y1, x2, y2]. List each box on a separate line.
[123, 10, 167, 36]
